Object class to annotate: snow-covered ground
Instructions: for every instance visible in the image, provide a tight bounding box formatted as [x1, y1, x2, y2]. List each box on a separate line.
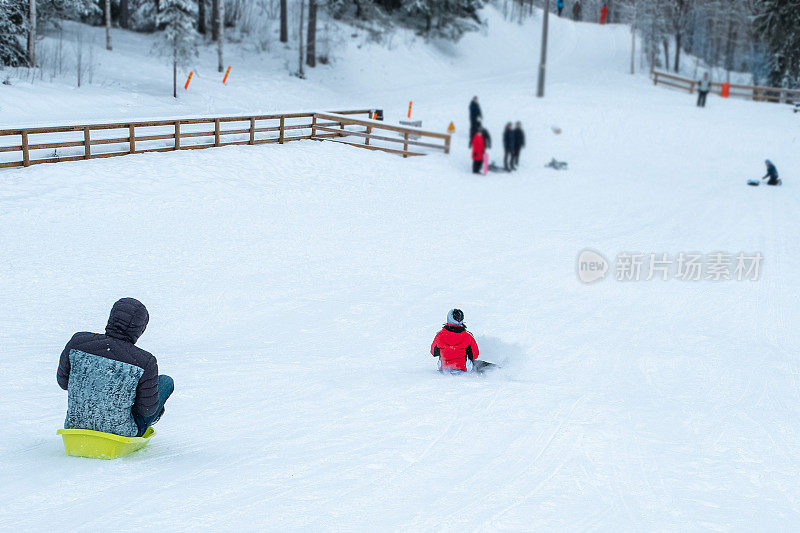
[2, 6, 800, 530]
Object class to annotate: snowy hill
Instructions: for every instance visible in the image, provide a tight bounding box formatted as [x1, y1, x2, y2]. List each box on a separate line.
[2, 5, 800, 530]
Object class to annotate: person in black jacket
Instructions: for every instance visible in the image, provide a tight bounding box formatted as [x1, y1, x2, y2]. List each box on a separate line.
[57, 298, 173, 437]
[481, 126, 492, 150]
[763, 159, 781, 185]
[469, 96, 482, 139]
[502, 122, 515, 170]
[512, 121, 525, 169]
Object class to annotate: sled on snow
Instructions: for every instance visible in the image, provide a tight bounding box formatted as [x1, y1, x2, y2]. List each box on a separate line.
[57, 427, 155, 459]
[545, 158, 568, 170]
[436, 358, 499, 375]
[748, 178, 782, 186]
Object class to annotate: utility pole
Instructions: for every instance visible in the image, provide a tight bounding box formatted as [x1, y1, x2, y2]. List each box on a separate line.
[105, 0, 112, 50]
[630, 3, 636, 75]
[27, 0, 36, 65]
[536, 0, 550, 97]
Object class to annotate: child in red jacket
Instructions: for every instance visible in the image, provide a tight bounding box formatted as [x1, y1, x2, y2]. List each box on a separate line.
[431, 309, 480, 371]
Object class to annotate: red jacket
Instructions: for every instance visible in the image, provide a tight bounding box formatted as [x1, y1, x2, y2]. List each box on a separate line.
[431, 325, 479, 371]
[471, 133, 485, 161]
[600, 6, 608, 24]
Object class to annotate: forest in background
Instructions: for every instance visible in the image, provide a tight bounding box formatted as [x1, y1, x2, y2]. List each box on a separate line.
[1, 0, 798, 88]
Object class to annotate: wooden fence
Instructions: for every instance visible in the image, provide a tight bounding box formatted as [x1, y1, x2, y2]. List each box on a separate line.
[311, 112, 450, 158]
[652, 70, 800, 104]
[0, 108, 451, 169]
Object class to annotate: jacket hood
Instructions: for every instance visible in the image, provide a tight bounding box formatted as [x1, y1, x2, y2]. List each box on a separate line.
[105, 298, 149, 344]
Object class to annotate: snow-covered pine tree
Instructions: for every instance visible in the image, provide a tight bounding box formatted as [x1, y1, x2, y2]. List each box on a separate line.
[755, 0, 800, 87]
[0, 0, 28, 66]
[156, 0, 197, 97]
[330, 0, 485, 40]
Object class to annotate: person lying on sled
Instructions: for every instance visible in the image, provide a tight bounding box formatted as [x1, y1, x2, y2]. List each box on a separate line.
[57, 298, 173, 437]
[431, 309, 480, 372]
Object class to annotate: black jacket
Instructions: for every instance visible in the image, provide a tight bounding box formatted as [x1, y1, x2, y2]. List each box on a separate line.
[57, 298, 159, 418]
[503, 128, 515, 151]
[482, 128, 492, 149]
[513, 128, 525, 153]
[765, 163, 779, 180]
[469, 101, 482, 123]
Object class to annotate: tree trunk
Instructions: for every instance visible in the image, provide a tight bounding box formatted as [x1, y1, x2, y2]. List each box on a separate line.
[673, 31, 681, 72]
[105, 0, 112, 51]
[280, 0, 288, 43]
[298, 0, 305, 78]
[119, 0, 130, 29]
[662, 39, 669, 70]
[198, 0, 206, 34]
[27, 0, 36, 66]
[173, 58, 177, 98]
[306, 0, 316, 67]
[211, 0, 219, 41]
[725, 21, 737, 83]
[217, 0, 224, 71]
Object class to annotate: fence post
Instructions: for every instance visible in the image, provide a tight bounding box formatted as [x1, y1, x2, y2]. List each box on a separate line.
[249, 117, 255, 145]
[129, 125, 135, 154]
[83, 127, 91, 159]
[339, 120, 344, 137]
[444, 135, 450, 155]
[214, 119, 220, 147]
[279, 117, 285, 144]
[365, 126, 372, 146]
[174, 121, 180, 150]
[311, 115, 317, 139]
[403, 132, 409, 159]
[653, 72, 658, 85]
[21, 130, 30, 167]
[689, 81, 695, 94]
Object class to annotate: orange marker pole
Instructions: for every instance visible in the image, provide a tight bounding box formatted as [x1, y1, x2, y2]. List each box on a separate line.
[184, 71, 193, 90]
[407, 101, 413, 118]
[222, 66, 231, 84]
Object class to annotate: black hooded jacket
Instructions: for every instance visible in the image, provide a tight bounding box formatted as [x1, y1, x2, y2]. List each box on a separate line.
[57, 298, 159, 418]
[503, 127, 515, 151]
[513, 127, 526, 153]
[469, 100, 482, 123]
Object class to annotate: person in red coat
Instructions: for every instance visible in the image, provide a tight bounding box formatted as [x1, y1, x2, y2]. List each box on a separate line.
[600, 3, 608, 24]
[431, 309, 480, 372]
[471, 131, 485, 174]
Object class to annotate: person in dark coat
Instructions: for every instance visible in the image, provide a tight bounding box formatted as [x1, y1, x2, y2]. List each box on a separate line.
[763, 159, 781, 185]
[469, 96, 482, 139]
[512, 121, 525, 169]
[57, 298, 173, 437]
[572, 1, 582, 21]
[469, 118, 481, 147]
[502, 122, 515, 171]
[481, 126, 492, 150]
[697, 72, 711, 107]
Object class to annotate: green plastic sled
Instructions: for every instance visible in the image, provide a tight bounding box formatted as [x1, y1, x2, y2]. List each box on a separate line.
[57, 427, 155, 459]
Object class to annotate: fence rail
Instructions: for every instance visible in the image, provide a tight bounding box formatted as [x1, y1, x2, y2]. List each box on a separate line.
[652, 71, 800, 104]
[311, 113, 451, 158]
[0, 108, 451, 169]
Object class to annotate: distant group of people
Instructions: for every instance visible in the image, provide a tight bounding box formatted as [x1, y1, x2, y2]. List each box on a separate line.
[553, 2, 608, 24]
[468, 96, 525, 174]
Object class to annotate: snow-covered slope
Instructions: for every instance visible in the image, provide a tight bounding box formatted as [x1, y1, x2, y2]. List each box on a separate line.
[2, 6, 800, 530]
